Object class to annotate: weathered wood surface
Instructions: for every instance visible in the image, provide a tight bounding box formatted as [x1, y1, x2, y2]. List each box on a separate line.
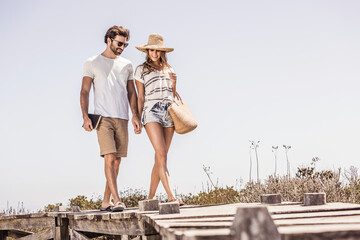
[304, 192, 326, 206]
[141, 202, 360, 240]
[2, 202, 360, 239]
[159, 202, 180, 214]
[0, 216, 54, 230]
[261, 194, 282, 204]
[139, 199, 159, 211]
[5, 229, 32, 239]
[67, 209, 157, 236]
[18, 227, 54, 240]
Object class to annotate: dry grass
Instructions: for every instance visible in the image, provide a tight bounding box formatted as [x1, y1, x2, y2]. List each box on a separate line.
[182, 166, 360, 205]
[3, 165, 360, 214]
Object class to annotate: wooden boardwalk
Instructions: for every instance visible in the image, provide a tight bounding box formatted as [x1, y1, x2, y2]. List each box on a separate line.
[2, 202, 360, 239]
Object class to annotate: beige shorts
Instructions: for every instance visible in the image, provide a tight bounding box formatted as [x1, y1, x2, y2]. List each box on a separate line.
[96, 117, 129, 158]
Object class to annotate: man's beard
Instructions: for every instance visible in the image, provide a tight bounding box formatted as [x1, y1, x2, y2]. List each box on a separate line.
[110, 44, 122, 56]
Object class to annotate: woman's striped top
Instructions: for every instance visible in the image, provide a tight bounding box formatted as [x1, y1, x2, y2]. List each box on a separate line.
[134, 64, 174, 114]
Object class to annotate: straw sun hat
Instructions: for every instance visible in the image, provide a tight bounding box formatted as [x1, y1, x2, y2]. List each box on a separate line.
[135, 34, 174, 53]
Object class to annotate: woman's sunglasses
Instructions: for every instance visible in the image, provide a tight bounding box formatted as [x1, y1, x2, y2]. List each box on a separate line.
[111, 38, 129, 48]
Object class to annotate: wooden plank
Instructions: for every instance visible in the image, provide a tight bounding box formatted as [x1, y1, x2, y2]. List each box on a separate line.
[68, 212, 88, 220]
[147, 202, 300, 221]
[69, 218, 145, 236]
[66, 210, 101, 219]
[268, 202, 360, 214]
[156, 221, 232, 228]
[155, 217, 234, 223]
[0, 215, 30, 220]
[29, 213, 48, 218]
[18, 227, 54, 240]
[57, 217, 69, 240]
[110, 211, 137, 219]
[278, 224, 360, 235]
[275, 215, 360, 226]
[70, 229, 90, 240]
[145, 203, 256, 221]
[0, 217, 54, 230]
[174, 228, 232, 240]
[7, 229, 32, 238]
[100, 213, 111, 221]
[282, 231, 360, 240]
[73, 214, 89, 220]
[89, 212, 112, 221]
[272, 209, 360, 220]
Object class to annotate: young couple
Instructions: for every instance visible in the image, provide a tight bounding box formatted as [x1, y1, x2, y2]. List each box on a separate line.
[80, 26, 183, 212]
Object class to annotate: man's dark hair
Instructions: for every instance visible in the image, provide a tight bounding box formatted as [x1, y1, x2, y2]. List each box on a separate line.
[104, 26, 130, 44]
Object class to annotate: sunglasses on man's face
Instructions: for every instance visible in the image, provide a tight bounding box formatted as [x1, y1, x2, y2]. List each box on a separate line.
[111, 38, 129, 48]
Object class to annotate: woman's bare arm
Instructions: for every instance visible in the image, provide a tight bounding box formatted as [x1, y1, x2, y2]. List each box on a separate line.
[135, 80, 145, 118]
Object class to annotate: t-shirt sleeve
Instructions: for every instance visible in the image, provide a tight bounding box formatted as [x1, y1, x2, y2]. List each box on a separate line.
[127, 64, 134, 81]
[134, 65, 144, 84]
[83, 59, 94, 78]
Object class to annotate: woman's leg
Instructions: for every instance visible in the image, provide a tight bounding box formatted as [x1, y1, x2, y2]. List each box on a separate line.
[148, 156, 159, 199]
[148, 126, 175, 199]
[146, 122, 176, 200]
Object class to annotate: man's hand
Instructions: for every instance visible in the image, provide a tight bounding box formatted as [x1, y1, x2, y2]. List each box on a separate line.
[83, 116, 93, 131]
[132, 115, 142, 134]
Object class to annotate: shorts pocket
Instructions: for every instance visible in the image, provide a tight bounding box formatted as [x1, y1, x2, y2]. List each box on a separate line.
[150, 102, 161, 113]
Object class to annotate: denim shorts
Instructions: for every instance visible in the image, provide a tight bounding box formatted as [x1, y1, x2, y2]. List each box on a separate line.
[143, 101, 174, 127]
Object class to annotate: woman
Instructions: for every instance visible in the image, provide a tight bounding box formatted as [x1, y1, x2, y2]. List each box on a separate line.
[134, 34, 183, 205]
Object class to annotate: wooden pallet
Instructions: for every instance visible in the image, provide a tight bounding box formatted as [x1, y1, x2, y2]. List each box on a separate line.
[1, 202, 360, 239]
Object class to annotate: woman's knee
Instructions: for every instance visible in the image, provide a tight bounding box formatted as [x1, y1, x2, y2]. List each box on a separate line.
[155, 150, 167, 161]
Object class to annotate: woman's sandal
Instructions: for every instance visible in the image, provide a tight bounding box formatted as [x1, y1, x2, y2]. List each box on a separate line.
[112, 202, 126, 212]
[169, 199, 184, 206]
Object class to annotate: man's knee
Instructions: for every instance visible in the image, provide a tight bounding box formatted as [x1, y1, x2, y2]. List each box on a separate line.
[104, 153, 117, 164]
[115, 157, 121, 167]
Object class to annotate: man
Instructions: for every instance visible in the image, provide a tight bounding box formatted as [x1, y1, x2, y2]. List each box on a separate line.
[80, 26, 142, 212]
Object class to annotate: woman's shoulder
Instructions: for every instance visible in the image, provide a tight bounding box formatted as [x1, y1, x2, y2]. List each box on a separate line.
[164, 65, 174, 74]
[135, 64, 145, 71]
[135, 64, 148, 75]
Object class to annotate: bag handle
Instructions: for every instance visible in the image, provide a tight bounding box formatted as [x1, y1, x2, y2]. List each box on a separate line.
[173, 91, 183, 104]
[168, 69, 183, 104]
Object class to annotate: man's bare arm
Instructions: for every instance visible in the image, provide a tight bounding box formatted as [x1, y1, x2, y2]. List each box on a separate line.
[80, 76, 93, 131]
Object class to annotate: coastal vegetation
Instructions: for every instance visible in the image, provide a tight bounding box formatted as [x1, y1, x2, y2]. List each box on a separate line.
[2, 161, 360, 214]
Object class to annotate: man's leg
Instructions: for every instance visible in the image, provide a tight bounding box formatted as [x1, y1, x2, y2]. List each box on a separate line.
[102, 157, 121, 208]
[103, 154, 122, 205]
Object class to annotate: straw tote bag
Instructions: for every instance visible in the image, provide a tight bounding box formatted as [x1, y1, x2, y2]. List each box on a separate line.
[168, 92, 197, 134]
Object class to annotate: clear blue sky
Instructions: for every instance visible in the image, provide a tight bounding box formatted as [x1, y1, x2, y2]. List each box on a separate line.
[1, 0, 359, 211]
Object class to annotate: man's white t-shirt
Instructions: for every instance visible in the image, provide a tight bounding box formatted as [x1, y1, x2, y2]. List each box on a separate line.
[83, 54, 134, 120]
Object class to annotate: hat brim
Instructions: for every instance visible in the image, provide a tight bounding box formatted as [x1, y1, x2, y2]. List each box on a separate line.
[135, 45, 174, 53]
